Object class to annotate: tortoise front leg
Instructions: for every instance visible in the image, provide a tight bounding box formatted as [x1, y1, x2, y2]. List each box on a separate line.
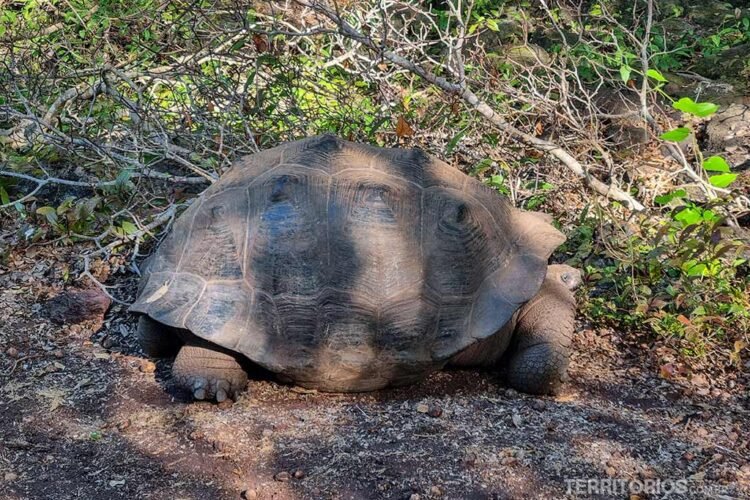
[137, 315, 182, 358]
[503, 266, 579, 395]
[173, 343, 249, 402]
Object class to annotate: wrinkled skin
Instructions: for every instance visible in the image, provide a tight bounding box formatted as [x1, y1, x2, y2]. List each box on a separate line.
[138, 264, 581, 400]
[449, 264, 580, 395]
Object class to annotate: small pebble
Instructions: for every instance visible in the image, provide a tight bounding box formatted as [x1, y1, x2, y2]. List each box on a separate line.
[6, 347, 19, 358]
[139, 360, 156, 373]
[261, 428, 273, 438]
[409, 494, 421, 500]
[639, 468, 656, 479]
[713, 453, 724, 463]
[427, 406, 443, 418]
[117, 419, 131, 432]
[416, 403, 429, 413]
[274, 471, 291, 482]
[429, 485, 443, 496]
[4, 472, 18, 481]
[102, 336, 118, 349]
[241, 489, 258, 499]
[218, 399, 234, 410]
[606, 466, 617, 477]
[293, 469, 305, 479]
[505, 388, 517, 397]
[52, 349, 64, 358]
[188, 430, 204, 441]
[532, 400, 546, 411]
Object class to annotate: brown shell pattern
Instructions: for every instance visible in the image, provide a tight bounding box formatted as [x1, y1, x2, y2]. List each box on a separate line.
[131, 135, 565, 388]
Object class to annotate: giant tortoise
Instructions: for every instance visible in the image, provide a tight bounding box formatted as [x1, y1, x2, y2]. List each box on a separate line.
[131, 135, 580, 401]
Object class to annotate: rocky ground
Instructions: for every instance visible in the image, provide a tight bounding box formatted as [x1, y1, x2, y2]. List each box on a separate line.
[0, 244, 749, 500]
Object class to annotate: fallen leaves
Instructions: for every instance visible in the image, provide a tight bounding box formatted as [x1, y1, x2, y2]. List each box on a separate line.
[511, 412, 523, 428]
[36, 387, 67, 411]
[659, 363, 679, 379]
[139, 360, 156, 373]
[395, 115, 414, 138]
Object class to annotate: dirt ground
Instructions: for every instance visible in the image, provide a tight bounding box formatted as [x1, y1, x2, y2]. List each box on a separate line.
[1, 245, 749, 500]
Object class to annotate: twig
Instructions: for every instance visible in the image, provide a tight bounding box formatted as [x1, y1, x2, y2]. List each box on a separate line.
[2, 354, 43, 378]
[80, 201, 190, 305]
[305, 1, 645, 211]
[0, 169, 206, 209]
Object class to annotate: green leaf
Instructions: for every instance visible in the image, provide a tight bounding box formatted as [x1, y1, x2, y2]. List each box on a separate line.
[486, 19, 499, 32]
[0, 186, 9, 205]
[659, 127, 690, 142]
[654, 189, 686, 205]
[121, 221, 138, 235]
[701, 209, 719, 222]
[488, 174, 505, 187]
[672, 97, 719, 118]
[36, 206, 58, 225]
[684, 262, 708, 277]
[446, 130, 467, 155]
[646, 69, 667, 82]
[674, 207, 702, 225]
[709, 173, 737, 188]
[115, 169, 133, 185]
[619, 65, 631, 83]
[702, 156, 730, 173]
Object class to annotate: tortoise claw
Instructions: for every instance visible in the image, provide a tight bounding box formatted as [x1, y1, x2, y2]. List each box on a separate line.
[216, 380, 230, 402]
[216, 388, 228, 402]
[193, 378, 207, 400]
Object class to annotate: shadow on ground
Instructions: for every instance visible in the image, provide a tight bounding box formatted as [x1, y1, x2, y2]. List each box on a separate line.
[1, 251, 749, 499]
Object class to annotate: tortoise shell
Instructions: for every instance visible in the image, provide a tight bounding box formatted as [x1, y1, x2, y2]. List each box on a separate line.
[130, 135, 565, 390]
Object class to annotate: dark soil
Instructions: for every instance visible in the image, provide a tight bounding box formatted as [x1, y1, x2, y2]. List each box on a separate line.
[1, 246, 749, 500]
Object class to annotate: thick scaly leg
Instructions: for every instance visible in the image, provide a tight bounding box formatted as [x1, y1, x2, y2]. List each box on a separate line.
[172, 344, 248, 402]
[137, 315, 182, 358]
[503, 265, 579, 395]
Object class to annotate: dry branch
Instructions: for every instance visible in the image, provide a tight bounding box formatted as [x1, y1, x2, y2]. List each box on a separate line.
[81, 201, 189, 305]
[305, 1, 645, 211]
[0, 169, 207, 210]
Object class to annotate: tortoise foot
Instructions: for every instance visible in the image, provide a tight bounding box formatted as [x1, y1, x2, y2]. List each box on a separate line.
[504, 342, 569, 395]
[173, 344, 248, 402]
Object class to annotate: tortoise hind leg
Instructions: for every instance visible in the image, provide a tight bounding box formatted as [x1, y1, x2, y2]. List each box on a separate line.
[137, 315, 182, 358]
[173, 344, 248, 402]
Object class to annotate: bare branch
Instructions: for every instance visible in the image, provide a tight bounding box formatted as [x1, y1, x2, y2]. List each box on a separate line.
[0, 169, 207, 209]
[303, 1, 645, 211]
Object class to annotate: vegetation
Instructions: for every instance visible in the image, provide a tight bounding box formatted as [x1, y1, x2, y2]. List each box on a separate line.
[0, 0, 747, 375]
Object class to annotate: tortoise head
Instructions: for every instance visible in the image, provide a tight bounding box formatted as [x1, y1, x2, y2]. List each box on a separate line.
[547, 264, 582, 291]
